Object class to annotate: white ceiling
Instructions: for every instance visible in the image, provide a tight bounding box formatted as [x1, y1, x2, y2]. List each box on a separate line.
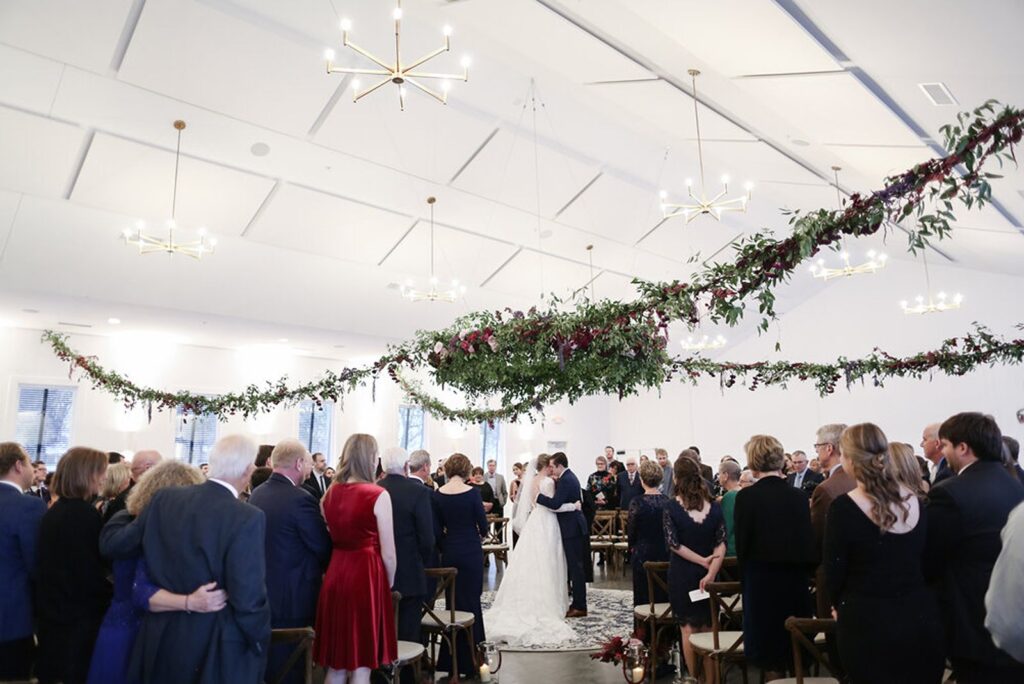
[0, 0, 1021, 359]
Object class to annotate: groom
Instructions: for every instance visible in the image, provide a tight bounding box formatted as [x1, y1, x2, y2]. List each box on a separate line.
[536, 452, 589, 617]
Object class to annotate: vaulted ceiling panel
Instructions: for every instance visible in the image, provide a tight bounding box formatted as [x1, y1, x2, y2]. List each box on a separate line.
[483, 249, 595, 302]
[557, 172, 660, 243]
[379, 222, 519, 289]
[0, 44, 66, 114]
[0, 106, 86, 198]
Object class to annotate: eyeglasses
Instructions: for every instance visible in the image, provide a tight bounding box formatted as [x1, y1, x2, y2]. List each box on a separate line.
[813, 443, 830, 449]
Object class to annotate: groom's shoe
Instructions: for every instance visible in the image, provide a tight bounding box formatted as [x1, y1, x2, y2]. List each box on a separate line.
[565, 608, 588, 618]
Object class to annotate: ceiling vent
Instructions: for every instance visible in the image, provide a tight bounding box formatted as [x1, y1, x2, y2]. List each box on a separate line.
[919, 82, 957, 106]
[57, 321, 93, 328]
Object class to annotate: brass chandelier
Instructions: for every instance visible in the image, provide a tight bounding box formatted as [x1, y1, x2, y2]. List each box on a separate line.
[121, 120, 216, 259]
[809, 167, 887, 280]
[680, 334, 727, 352]
[900, 243, 963, 315]
[400, 197, 466, 303]
[324, 1, 469, 111]
[659, 69, 751, 223]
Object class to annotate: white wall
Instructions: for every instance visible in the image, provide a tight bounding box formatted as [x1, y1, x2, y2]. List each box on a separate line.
[0, 326, 611, 479]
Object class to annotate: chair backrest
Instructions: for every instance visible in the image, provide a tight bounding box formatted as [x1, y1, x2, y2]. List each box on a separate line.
[592, 510, 616, 539]
[643, 561, 672, 620]
[705, 581, 743, 653]
[616, 510, 629, 536]
[484, 517, 509, 545]
[718, 556, 739, 582]
[785, 617, 838, 684]
[424, 567, 459, 625]
[269, 627, 315, 684]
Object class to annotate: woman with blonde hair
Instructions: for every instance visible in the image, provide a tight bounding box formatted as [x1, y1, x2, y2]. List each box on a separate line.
[96, 462, 131, 515]
[889, 441, 928, 495]
[315, 434, 397, 684]
[823, 423, 943, 683]
[89, 459, 221, 684]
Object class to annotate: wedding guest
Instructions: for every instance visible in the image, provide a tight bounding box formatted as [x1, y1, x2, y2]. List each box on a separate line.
[484, 459, 508, 515]
[249, 465, 272, 493]
[688, 446, 714, 484]
[108, 452, 125, 464]
[102, 449, 161, 524]
[90, 460, 218, 684]
[921, 422, 952, 485]
[718, 460, 742, 557]
[925, 413, 1024, 683]
[738, 469, 755, 488]
[618, 455, 644, 511]
[0, 443, 47, 680]
[1001, 436, 1023, 481]
[35, 447, 112, 684]
[627, 460, 671, 606]
[432, 453, 488, 676]
[509, 462, 524, 502]
[808, 458, 822, 475]
[249, 439, 331, 684]
[27, 460, 49, 502]
[255, 444, 274, 467]
[655, 448, 673, 496]
[470, 466, 496, 514]
[734, 435, 815, 680]
[985, 501, 1024, 663]
[810, 423, 854, 617]
[302, 451, 329, 500]
[889, 441, 928, 495]
[198, 463, 209, 477]
[587, 455, 617, 511]
[325, 466, 336, 480]
[432, 461, 447, 488]
[785, 450, 822, 496]
[100, 435, 271, 684]
[664, 456, 726, 683]
[378, 446, 434, 665]
[96, 461, 131, 516]
[824, 424, 944, 684]
[408, 449, 435, 489]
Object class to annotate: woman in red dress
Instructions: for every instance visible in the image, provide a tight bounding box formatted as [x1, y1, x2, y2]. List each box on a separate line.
[315, 434, 397, 684]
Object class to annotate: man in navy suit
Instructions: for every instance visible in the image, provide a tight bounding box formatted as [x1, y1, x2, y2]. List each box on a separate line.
[925, 413, 1024, 683]
[101, 435, 272, 684]
[377, 447, 435, 658]
[536, 452, 589, 617]
[617, 455, 644, 511]
[0, 443, 47, 679]
[922, 422, 954, 486]
[248, 439, 331, 684]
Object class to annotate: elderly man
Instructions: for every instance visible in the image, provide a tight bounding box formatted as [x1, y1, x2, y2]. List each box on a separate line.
[655, 448, 673, 496]
[377, 446, 434, 656]
[484, 459, 508, 516]
[101, 436, 271, 683]
[407, 449, 434, 488]
[786, 449, 822, 496]
[738, 469, 755, 488]
[809, 423, 853, 617]
[1, 443, 47, 679]
[102, 449, 161, 523]
[248, 440, 330, 684]
[921, 422, 953, 485]
[617, 455, 644, 511]
[718, 460, 742, 557]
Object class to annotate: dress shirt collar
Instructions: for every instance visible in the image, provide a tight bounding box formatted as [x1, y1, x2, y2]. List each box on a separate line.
[1, 479, 24, 493]
[958, 459, 978, 476]
[828, 463, 843, 478]
[209, 478, 239, 499]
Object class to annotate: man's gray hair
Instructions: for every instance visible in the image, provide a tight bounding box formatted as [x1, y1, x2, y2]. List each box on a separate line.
[719, 460, 742, 481]
[380, 446, 409, 475]
[408, 449, 431, 472]
[625, 454, 638, 465]
[208, 435, 258, 481]
[816, 423, 847, 449]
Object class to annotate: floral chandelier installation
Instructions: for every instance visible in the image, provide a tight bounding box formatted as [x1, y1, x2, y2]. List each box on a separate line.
[41, 101, 1024, 424]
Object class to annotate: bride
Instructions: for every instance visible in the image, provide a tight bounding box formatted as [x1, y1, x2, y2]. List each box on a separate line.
[483, 454, 578, 646]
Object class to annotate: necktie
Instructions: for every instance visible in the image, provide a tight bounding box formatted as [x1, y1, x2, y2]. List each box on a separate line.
[795, 472, 803, 488]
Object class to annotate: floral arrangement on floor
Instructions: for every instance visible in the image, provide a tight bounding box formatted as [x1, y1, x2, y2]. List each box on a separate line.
[590, 628, 661, 665]
[39, 101, 1024, 423]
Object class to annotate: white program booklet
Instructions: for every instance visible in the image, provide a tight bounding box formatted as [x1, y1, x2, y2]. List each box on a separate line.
[689, 588, 710, 602]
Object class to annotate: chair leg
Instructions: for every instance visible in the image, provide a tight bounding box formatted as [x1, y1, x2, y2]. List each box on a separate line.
[647, 623, 658, 683]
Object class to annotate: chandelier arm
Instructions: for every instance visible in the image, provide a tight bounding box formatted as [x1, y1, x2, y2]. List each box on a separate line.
[402, 45, 449, 74]
[393, 15, 401, 74]
[328, 66, 392, 76]
[708, 187, 728, 203]
[339, 40, 395, 73]
[404, 69, 465, 81]
[355, 77, 394, 102]
[404, 77, 446, 104]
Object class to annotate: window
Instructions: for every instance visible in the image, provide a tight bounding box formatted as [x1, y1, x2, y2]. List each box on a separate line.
[480, 420, 502, 465]
[174, 403, 218, 465]
[15, 385, 76, 466]
[398, 405, 425, 452]
[298, 400, 334, 455]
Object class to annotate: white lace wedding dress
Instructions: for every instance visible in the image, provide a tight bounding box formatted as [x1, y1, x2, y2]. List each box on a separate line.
[483, 475, 577, 647]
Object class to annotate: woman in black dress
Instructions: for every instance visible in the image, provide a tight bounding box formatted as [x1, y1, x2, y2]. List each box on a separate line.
[432, 453, 489, 677]
[663, 457, 726, 683]
[35, 447, 112, 684]
[734, 435, 816, 679]
[824, 424, 944, 684]
[627, 461, 672, 606]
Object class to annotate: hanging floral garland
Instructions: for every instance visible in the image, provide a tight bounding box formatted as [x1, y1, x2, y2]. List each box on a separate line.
[39, 101, 1024, 422]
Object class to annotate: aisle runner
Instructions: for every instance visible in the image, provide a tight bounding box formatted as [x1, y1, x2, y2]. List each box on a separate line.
[478, 588, 635, 653]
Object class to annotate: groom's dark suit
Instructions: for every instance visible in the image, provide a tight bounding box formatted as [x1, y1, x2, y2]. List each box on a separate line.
[536, 468, 588, 612]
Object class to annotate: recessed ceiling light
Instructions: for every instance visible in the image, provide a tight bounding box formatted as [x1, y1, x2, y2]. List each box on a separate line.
[919, 82, 957, 106]
[250, 142, 271, 157]
[791, 138, 810, 147]
[58, 321, 92, 328]
[539, 229, 553, 239]
[108, 317, 121, 325]
[21, 308, 39, 314]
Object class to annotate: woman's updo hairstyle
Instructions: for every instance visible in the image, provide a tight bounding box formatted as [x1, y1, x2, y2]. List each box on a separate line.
[841, 423, 908, 532]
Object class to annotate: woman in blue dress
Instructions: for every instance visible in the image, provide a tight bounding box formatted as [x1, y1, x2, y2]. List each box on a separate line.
[431, 453, 489, 677]
[90, 460, 227, 684]
[627, 460, 672, 606]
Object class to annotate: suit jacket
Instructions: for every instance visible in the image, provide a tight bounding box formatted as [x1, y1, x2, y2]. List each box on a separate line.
[378, 474, 435, 598]
[925, 461, 1024, 666]
[301, 471, 329, 500]
[699, 463, 714, 483]
[810, 466, 856, 552]
[734, 476, 816, 571]
[485, 473, 508, 507]
[617, 470, 644, 511]
[786, 469, 823, 496]
[932, 457, 954, 486]
[0, 484, 47, 640]
[101, 481, 272, 684]
[248, 473, 331, 627]
[536, 469, 588, 539]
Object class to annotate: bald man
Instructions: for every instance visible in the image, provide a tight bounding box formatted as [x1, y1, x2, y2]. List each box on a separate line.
[102, 450, 162, 523]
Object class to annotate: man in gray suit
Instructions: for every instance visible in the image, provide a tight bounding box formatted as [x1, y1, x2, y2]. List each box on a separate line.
[484, 459, 508, 515]
[655, 448, 673, 496]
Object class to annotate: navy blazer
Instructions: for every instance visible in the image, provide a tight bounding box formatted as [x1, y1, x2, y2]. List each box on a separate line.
[536, 468, 588, 539]
[378, 473, 435, 598]
[932, 457, 954, 486]
[101, 481, 271, 684]
[248, 473, 331, 626]
[0, 484, 46, 641]
[617, 470, 644, 511]
[925, 461, 1024, 667]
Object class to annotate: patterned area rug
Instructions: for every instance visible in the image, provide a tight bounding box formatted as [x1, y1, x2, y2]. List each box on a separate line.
[478, 588, 635, 653]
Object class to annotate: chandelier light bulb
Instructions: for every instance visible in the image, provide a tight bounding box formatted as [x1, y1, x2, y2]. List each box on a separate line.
[443, 24, 453, 36]
[460, 55, 472, 69]
[744, 181, 754, 191]
[937, 291, 947, 300]
[429, 275, 438, 285]
[392, 7, 403, 20]
[324, 48, 336, 62]
[441, 80, 451, 93]
[340, 18, 352, 32]
[720, 174, 730, 185]
[659, 189, 668, 199]
[351, 79, 361, 91]
[122, 228, 133, 238]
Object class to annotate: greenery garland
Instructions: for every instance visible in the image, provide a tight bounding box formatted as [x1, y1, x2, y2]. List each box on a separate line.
[39, 101, 1024, 423]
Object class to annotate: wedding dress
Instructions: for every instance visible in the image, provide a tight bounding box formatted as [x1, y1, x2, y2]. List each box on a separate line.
[483, 473, 577, 647]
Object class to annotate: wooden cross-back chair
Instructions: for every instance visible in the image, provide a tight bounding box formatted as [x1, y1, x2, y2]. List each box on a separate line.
[590, 510, 617, 562]
[421, 567, 477, 682]
[775, 617, 840, 684]
[268, 627, 315, 684]
[687, 581, 747, 684]
[482, 515, 510, 567]
[633, 561, 675, 682]
[379, 590, 425, 684]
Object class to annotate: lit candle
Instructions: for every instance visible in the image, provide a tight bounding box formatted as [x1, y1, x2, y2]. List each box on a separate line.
[631, 665, 644, 682]
[480, 664, 491, 682]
